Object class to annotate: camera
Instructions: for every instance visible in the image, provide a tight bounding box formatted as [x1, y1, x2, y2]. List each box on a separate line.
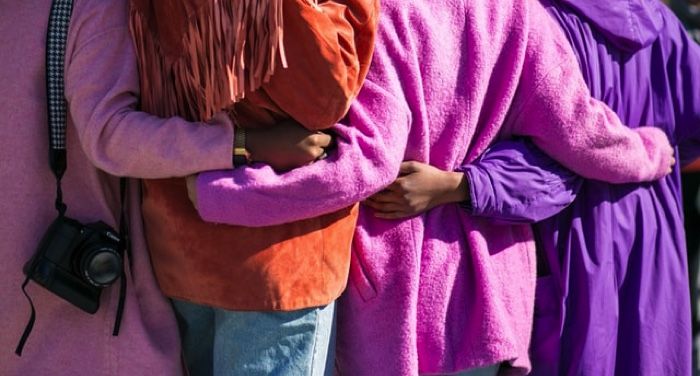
[23, 216, 123, 314]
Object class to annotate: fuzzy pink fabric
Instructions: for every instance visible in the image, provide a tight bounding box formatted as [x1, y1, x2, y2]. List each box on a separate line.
[0, 1, 234, 374]
[194, 0, 672, 374]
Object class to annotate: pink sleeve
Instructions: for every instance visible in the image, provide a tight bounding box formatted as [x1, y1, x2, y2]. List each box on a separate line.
[505, 0, 673, 183]
[64, 0, 234, 178]
[195, 78, 411, 227]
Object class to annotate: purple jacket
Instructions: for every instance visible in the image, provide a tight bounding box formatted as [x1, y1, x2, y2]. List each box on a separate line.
[463, 1, 700, 374]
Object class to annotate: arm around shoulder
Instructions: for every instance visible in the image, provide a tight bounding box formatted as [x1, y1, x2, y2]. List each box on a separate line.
[507, 0, 674, 183]
[64, 1, 233, 179]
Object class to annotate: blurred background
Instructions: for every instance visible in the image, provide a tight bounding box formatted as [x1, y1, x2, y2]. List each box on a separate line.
[665, 1, 700, 374]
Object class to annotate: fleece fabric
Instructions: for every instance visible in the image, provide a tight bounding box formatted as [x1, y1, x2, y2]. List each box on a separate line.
[462, 1, 700, 374]
[0, 0, 235, 374]
[193, 0, 673, 374]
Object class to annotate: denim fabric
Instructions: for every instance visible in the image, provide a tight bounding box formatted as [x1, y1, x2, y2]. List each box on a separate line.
[172, 299, 336, 376]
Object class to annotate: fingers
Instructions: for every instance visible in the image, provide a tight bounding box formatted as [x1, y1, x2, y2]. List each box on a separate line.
[185, 175, 199, 208]
[309, 132, 333, 148]
[367, 189, 403, 204]
[384, 179, 408, 194]
[399, 161, 420, 175]
[364, 189, 405, 211]
[310, 146, 327, 160]
[365, 188, 417, 219]
[668, 156, 676, 174]
[304, 132, 332, 161]
[298, 144, 327, 162]
[363, 199, 405, 213]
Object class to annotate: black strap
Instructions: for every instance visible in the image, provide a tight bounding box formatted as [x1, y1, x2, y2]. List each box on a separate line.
[14, 278, 36, 356]
[54, 174, 67, 216]
[112, 178, 131, 336]
[113, 272, 127, 336]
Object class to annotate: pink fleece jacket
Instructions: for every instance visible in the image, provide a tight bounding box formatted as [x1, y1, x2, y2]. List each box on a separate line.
[193, 0, 672, 374]
[0, 1, 234, 374]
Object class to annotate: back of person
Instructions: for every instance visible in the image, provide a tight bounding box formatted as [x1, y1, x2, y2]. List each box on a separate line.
[530, 0, 700, 374]
[0, 0, 182, 374]
[332, 0, 675, 374]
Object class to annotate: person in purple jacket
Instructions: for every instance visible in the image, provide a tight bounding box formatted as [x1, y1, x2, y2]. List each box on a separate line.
[367, 0, 700, 374]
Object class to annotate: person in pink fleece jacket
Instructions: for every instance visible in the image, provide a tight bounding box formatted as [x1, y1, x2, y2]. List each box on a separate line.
[187, 0, 675, 375]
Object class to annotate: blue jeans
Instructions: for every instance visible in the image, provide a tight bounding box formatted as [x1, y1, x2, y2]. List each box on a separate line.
[172, 299, 337, 376]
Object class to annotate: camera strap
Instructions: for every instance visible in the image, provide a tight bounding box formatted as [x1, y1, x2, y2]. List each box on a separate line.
[113, 178, 131, 336]
[46, 0, 71, 217]
[15, 0, 74, 357]
[16, 0, 129, 355]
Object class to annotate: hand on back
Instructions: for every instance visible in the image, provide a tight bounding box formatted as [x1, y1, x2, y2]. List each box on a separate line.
[364, 161, 468, 219]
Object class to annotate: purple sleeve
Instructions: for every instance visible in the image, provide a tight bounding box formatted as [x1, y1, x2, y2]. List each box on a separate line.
[459, 139, 581, 224]
[664, 13, 700, 166]
[195, 78, 411, 227]
[64, 2, 234, 178]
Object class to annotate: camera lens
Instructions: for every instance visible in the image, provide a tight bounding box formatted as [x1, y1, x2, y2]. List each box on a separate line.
[80, 247, 122, 287]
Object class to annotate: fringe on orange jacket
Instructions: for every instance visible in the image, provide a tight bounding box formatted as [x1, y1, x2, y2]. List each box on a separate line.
[130, 0, 379, 310]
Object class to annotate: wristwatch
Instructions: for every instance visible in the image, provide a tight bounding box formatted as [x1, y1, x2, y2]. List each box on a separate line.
[233, 126, 251, 167]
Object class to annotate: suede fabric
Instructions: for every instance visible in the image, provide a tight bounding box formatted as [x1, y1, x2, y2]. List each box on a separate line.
[137, 0, 379, 311]
[144, 180, 359, 310]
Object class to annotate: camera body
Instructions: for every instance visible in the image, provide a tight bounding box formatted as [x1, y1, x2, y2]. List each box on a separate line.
[24, 216, 123, 314]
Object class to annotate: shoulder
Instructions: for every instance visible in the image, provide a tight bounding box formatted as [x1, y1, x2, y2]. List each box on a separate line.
[69, 0, 129, 41]
[657, 3, 695, 48]
[66, 0, 130, 58]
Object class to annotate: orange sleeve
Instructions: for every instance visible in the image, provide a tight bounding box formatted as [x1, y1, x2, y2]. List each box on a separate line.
[261, 0, 380, 130]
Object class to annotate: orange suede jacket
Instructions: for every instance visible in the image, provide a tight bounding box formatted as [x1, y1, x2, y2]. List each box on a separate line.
[131, 0, 379, 310]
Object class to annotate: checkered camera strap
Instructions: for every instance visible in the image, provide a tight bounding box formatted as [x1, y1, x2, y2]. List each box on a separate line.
[43, 0, 130, 338]
[14, 0, 74, 357]
[46, 0, 73, 216]
[16, 0, 130, 356]
[43, 0, 131, 341]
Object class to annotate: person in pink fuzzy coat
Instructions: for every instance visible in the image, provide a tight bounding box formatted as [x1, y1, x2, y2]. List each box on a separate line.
[186, 0, 675, 374]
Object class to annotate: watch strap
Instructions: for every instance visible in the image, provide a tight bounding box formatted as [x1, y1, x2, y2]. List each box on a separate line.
[233, 126, 249, 167]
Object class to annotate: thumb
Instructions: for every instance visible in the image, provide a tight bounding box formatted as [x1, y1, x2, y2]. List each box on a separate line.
[186, 175, 199, 209]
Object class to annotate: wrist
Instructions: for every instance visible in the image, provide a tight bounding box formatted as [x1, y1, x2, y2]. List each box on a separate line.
[440, 171, 468, 205]
[233, 126, 250, 167]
